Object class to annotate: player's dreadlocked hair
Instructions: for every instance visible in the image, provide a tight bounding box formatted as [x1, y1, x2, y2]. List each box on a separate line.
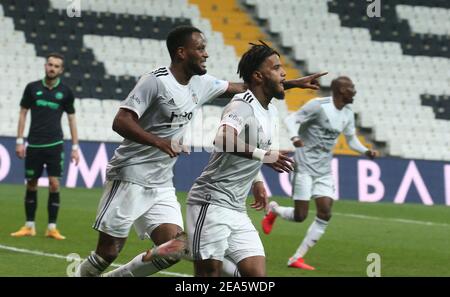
[237, 41, 280, 84]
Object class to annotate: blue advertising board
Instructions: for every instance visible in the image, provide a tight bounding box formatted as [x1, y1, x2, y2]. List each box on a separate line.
[0, 137, 448, 205]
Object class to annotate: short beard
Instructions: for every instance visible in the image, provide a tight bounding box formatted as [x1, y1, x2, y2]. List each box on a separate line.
[273, 90, 285, 100]
[45, 73, 58, 80]
[188, 62, 206, 76]
[269, 80, 285, 99]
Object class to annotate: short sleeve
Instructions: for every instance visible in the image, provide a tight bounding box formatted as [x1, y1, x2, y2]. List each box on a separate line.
[197, 74, 228, 105]
[219, 100, 253, 134]
[120, 74, 159, 118]
[20, 83, 33, 109]
[296, 99, 320, 124]
[63, 88, 75, 114]
[343, 111, 356, 136]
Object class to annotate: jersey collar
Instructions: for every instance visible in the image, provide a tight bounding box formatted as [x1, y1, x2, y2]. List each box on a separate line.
[245, 90, 270, 111]
[42, 78, 61, 90]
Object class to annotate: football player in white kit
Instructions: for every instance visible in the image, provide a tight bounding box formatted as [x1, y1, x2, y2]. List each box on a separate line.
[186, 42, 311, 277]
[262, 76, 378, 270]
[76, 26, 327, 277]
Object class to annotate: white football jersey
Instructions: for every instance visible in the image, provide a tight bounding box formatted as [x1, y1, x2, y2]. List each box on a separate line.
[285, 97, 357, 176]
[106, 66, 229, 188]
[188, 90, 279, 212]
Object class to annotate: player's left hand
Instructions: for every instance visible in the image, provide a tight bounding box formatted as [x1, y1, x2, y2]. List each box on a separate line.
[251, 181, 268, 211]
[365, 150, 379, 160]
[290, 72, 328, 90]
[71, 149, 80, 165]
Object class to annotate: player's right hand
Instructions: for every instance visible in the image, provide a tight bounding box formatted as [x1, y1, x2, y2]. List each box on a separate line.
[154, 138, 190, 158]
[154, 138, 179, 158]
[15, 144, 25, 159]
[264, 150, 294, 173]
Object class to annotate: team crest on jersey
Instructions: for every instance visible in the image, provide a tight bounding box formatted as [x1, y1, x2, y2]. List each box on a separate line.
[55, 92, 63, 100]
[191, 92, 198, 104]
[36, 91, 43, 96]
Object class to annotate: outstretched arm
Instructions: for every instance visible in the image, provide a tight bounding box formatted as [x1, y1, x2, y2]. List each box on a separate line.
[221, 82, 247, 98]
[220, 72, 328, 98]
[283, 72, 328, 90]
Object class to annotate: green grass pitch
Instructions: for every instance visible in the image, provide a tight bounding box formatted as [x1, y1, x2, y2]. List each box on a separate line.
[0, 184, 449, 276]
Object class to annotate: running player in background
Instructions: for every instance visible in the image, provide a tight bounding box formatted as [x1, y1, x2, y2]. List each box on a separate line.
[186, 41, 299, 277]
[262, 76, 378, 270]
[11, 52, 80, 240]
[76, 25, 326, 277]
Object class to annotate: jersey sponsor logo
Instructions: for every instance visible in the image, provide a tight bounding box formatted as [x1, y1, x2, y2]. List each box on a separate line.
[168, 111, 193, 127]
[55, 91, 64, 100]
[36, 99, 60, 110]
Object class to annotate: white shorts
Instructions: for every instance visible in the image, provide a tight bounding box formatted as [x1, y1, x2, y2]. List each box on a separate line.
[186, 203, 265, 264]
[93, 180, 183, 239]
[292, 172, 336, 201]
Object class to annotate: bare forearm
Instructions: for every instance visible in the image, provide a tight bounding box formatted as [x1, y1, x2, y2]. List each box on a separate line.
[112, 116, 160, 146]
[17, 109, 27, 138]
[282, 72, 327, 90]
[17, 117, 26, 138]
[68, 114, 79, 144]
[221, 82, 247, 98]
[282, 80, 298, 90]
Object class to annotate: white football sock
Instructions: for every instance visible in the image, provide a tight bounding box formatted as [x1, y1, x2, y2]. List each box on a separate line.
[102, 252, 178, 277]
[291, 217, 328, 262]
[25, 221, 35, 228]
[47, 223, 56, 230]
[76, 252, 110, 277]
[273, 205, 295, 221]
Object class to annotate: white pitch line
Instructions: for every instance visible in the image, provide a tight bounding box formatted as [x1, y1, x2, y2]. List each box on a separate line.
[332, 212, 450, 228]
[0, 244, 192, 277]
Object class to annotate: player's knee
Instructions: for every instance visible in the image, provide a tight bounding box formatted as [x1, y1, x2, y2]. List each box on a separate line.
[49, 179, 60, 192]
[27, 179, 38, 190]
[317, 211, 332, 221]
[97, 249, 119, 264]
[294, 212, 307, 222]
